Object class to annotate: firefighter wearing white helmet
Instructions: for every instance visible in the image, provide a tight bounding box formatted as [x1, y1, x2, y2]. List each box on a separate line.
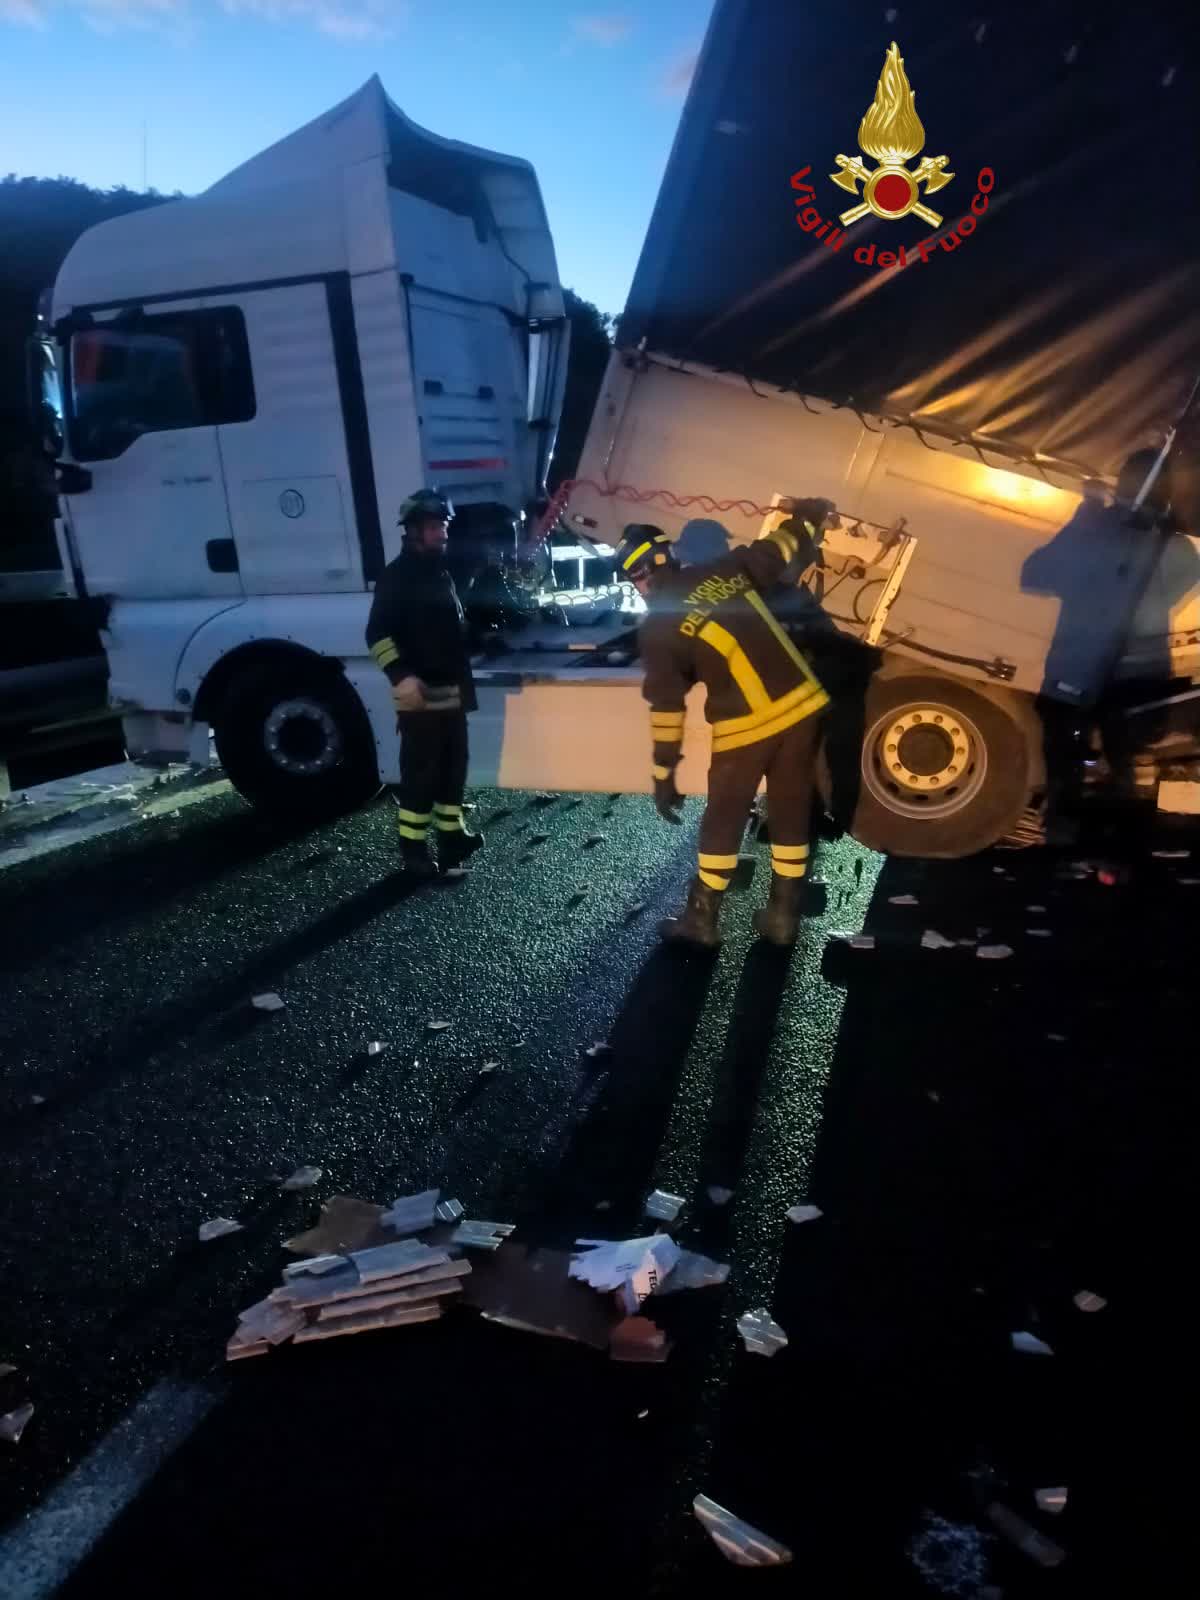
[365, 489, 483, 878]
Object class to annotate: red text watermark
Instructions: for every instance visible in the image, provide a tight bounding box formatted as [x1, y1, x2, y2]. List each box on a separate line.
[790, 166, 996, 266]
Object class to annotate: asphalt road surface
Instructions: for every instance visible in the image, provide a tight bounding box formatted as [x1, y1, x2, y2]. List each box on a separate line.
[1, 784, 1195, 1598]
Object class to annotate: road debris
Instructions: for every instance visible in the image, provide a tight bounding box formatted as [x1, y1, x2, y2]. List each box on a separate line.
[609, 1315, 671, 1363]
[706, 1185, 734, 1206]
[907, 1513, 990, 1597]
[584, 1041, 612, 1060]
[450, 1220, 516, 1251]
[481, 1060, 500, 1074]
[692, 1495, 792, 1568]
[1025, 929, 1052, 938]
[1152, 849, 1190, 859]
[656, 1250, 730, 1294]
[0, 1365, 15, 1379]
[380, 1189, 440, 1234]
[1027, 904, 1047, 913]
[1011, 1330, 1054, 1356]
[198, 1217, 244, 1242]
[736, 1307, 788, 1357]
[889, 893, 919, 906]
[830, 930, 875, 950]
[644, 1189, 685, 1223]
[785, 1203, 823, 1225]
[0, 1402, 35, 1446]
[281, 1165, 324, 1191]
[570, 1234, 681, 1314]
[584, 834, 606, 847]
[463, 1243, 615, 1349]
[284, 1194, 391, 1257]
[365, 1041, 384, 1057]
[529, 832, 550, 845]
[627, 901, 647, 917]
[283, 1254, 344, 1278]
[921, 929, 957, 950]
[984, 1501, 1065, 1567]
[1073, 1289, 1107, 1313]
[435, 1198, 464, 1223]
[1047, 1032, 1068, 1042]
[29, 1094, 45, 1106]
[251, 992, 286, 1012]
[426, 1019, 453, 1033]
[1035, 1486, 1068, 1515]
[977, 944, 1015, 961]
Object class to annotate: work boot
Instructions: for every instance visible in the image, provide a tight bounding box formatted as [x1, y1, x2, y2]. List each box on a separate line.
[659, 877, 723, 949]
[438, 829, 484, 871]
[752, 875, 806, 946]
[399, 839, 439, 881]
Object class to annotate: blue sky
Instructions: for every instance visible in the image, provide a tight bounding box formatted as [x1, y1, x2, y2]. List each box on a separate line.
[0, 0, 712, 317]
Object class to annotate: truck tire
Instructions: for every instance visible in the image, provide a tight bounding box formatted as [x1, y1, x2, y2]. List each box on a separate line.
[819, 673, 1035, 858]
[212, 661, 379, 818]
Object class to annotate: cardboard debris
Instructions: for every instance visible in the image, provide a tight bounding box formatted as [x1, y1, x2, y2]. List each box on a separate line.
[350, 1238, 447, 1284]
[1011, 1330, 1054, 1357]
[198, 1217, 244, 1242]
[656, 1251, 730, 1295]
[380, 1189, 440, 1235]
[609, 1315, 671, 1363]
[283, 1254, 344, 1278]
[921, 929, 957, 950]
[251, 993, 286, 1012]
[294, 1302, 444, 1342]
[481, 1061, 500, 1074]
[985, 1502, 1065, 1567]
[366, 1041, 384, 1057]
[693, 1495, 792, 1568]
[706, 1186, 734, 1206]
[463, 1244, 616, 1349]
[570, 1234, 682, 1315]
[0, 1402, 34, 1445]
[644, 1189, 685, 1223]
[736, 1307, 788, 1357]
[889, 894, 919, 906]
[435, 1198, 465, 1224]
[315, 1278, 464, 1321]
[225, 1335, 269, 1362]
[584, 1042, 612, 1060]
[236, 1297, 305, 1345]
[977, 944, 1015, 961]
[283, 1194, 396, 1257]
[427, 1020, 453, 1033]
[278, 1255, 468, 1309]
[1073, 1289, 1107, 1313]
[450, 1220, 516, 1251]
[849, 933, 875, 950]
[786, 1204, 823, 1225]
[1035, 1486, 1068, 1515]
[282, 1165, 323, 1191]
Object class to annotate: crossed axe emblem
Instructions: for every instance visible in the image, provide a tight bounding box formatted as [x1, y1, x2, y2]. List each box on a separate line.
[830, 153, 954, 229]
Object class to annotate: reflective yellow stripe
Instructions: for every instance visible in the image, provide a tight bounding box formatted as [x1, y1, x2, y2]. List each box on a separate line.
[766, 527, 799, 561]
[434, 817, 466, 832]
[650, 711, 685, 727]
[772, 860, 808, 879]
[698, 869, 731, 891]
[370, 639, 400, 667]
[433, 803, 462, 816]
[622, 540, 653, 571]
[652, 764, 673, 780]
[711, 689, 830, 753]
[397, 824, 428, 841]
[652, 727, 684, 743]
[745, 589, 821, 679]
[698, 852, 738, 869]
[396, 808, 432, 824]
[770, 843, 809, 860]
[697, 620, 770, 713]
[712, 679, 826, 737]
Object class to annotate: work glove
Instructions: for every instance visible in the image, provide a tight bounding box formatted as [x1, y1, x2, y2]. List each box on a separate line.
[391, 675, 427, 713]
[782, 496, 838, 535]
[654, 769, 684, 824]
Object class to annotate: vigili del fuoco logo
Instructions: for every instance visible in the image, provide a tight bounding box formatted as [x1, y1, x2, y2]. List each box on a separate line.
[790, 42, 995, 269]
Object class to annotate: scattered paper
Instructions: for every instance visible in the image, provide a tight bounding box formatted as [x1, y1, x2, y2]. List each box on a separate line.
[29, 1094, 46, 1106]
[1073, 1289, 1107, 1313]
[693, 1495, 792, 1568]
[380, 1189, 440, 1235]
[785, 1203, 823, 1225]
[283, 1254, 345, 1278]
[978, 944, 1015, 961]
[609, 1315, 671, 1363]
[282, 1165, 323, 1191]
[706, 1186, 734, 1206]
[889, 894, 919, 906]
[1152, 849, 1190, 859]
[481, 1061, 500, 1073]
[656, 1251, 730, 1295]
[366, 1041, 384, 1057]
[0, 1403, 35, 1445]
[584, 1042, 612, 1060]
[1035, 1486, 1068, 1515]
[644, 1189, 685, 1223]
[450, 1220, 516, 1251]
[1011, 1330, 1054, 1356]
[251, 993, 285, 1012]
[736, 1307, 788, 1357]
[427, 1020, 452, 1033]
[849, 933, 875, 950]
[435, 1198, 464, 1223]
[198, 1217, 244, 1242]
[570, 1234, 681, 1314]
[921, 929, 956, 950]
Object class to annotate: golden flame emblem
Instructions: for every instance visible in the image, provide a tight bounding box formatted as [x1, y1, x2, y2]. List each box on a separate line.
[831, 42, 954, 229]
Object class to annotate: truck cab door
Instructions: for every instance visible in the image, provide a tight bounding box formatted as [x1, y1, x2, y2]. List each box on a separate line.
[61, 300, 250, 600]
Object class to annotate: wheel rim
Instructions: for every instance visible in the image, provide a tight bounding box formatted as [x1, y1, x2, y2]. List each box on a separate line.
[861, 700, 988, 819]
[262, 698, 342, 776]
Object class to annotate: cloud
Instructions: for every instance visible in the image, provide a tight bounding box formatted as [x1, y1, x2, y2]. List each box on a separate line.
[660, 48, 698, 98]
[0, 0, 407, 36]
[571, 13, 630, 46]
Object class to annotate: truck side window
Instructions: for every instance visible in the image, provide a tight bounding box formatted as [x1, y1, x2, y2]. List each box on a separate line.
[67, 306, 255, 462]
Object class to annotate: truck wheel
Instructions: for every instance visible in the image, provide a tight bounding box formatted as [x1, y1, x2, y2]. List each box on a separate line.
[819, 674, 1035, 858]
[212, 661, 379, 818]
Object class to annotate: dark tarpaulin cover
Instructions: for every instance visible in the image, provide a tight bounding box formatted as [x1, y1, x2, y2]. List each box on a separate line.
[622, 0, 1200, 483]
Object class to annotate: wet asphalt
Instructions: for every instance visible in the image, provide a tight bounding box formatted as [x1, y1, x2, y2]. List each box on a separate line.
[0, 785, 1195, 1598]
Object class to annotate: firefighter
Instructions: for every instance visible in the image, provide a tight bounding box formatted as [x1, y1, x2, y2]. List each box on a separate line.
[620, 501, 835, 949]
[366, 489, 483, 878]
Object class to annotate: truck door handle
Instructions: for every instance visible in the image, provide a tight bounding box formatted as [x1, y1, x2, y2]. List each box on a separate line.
[206, 539, 239, 574]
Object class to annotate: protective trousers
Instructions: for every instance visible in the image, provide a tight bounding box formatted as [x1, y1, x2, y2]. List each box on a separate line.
[696, 713, 824, 892]
[394, 711, 469, 844]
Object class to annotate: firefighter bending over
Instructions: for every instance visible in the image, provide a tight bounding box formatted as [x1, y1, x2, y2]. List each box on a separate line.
[619, 501, 836, 948]
[366, 490, 483, 879]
